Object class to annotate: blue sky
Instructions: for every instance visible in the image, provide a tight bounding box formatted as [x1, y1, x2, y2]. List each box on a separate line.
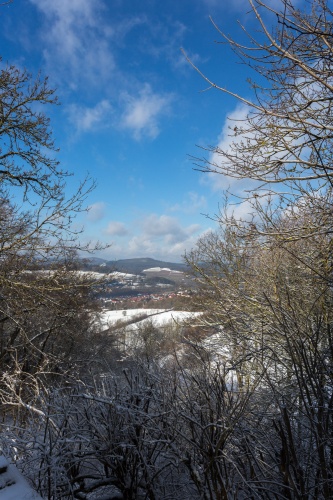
[0, 0, 283, 262]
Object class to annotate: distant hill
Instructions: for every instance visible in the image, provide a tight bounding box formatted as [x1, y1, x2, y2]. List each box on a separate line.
[82, 257, 108, 266]
[106, 258, 188, 275]
[80, 257, 189, 274]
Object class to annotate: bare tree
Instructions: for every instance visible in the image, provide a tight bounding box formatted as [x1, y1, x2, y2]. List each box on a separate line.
[184, 0, 333, 240]
[184, 204, 333, 497]
[181, 1, 333, 497]
[0, 57, 106, 412]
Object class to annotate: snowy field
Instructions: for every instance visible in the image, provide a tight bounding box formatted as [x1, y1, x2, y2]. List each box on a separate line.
[25, 270, 136, 280]
[99, 308, 201, 329]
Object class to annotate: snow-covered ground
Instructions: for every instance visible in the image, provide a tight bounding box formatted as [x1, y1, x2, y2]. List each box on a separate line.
[76, 270, 136, 280]
[0, 456, 42, 500]
[202, 332, 230, 358]
[143, 267, 183, 274]
[99, 308, 201, 329]
[24, 270, 136, 280]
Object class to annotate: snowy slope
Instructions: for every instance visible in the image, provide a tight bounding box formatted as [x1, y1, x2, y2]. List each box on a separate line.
[99, 308, 201, 329]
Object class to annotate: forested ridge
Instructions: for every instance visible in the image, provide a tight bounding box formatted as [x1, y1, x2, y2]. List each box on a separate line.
[2, 0, 333, 498]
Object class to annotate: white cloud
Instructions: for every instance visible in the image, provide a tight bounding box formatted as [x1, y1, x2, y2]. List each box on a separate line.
[205, 103, 285, 221]
[67, 100, 112, 133]
[95, 213, 210, 261]
[87, 202, 106, 222]
[142, 214, 181, 237]
[203, 104, 259, 196]
[29, 2, 175, 139]
[29, 0, 115, 86]
[142, 214, 199, 242]
[120, 84, 172, 140]
[105, 221, 128, 237]
[123, 230, 202, 262]
[131, 213, 203, 259]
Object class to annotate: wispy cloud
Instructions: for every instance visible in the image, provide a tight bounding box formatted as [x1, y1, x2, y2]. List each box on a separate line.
[67, 100, 112, 133]
[28, 1, 176, 140]
[120, 84, 172, 140]
[29, 0, 115, 87]
[105, 221, 128, 237]
[87, 202, 107, 222]
[138, 19, 197, 71]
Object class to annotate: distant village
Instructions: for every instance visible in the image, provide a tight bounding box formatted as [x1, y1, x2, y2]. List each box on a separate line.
[93, 265, 194, 308]
[103, 289, 192, 306]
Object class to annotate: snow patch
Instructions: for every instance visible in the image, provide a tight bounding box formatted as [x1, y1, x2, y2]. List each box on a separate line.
[0, 456, 42, 499]
[99, 308, 201, 328]
[143, 267, 182, 274]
